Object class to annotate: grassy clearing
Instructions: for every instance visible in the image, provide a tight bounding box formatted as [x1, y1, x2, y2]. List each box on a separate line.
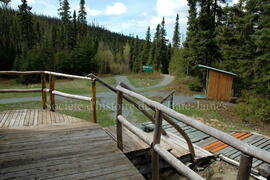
[173, 102, 270, 136]
[164, 76, 201, 96]
[127, 72, 162, 88]
[0, 76, 116, 99]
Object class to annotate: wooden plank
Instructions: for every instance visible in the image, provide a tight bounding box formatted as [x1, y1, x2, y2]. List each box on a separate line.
[3, 110, 16, 128]
[18, 110, 26, 127]
[218, 135, 264, 155]
[9, 110, 20, 128]
[37, 110, 43, 125]
[231, 139, 270, 160]
[23, 109, 31, 126]
[0, 111, 7, 125]
[33, 110, 38, 126]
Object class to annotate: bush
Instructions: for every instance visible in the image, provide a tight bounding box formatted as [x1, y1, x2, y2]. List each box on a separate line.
[237, 92, 270, 123]
[188, 78, 203, 92]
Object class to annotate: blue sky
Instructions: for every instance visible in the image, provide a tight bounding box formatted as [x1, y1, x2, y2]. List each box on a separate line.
[8, 0, 238, 41]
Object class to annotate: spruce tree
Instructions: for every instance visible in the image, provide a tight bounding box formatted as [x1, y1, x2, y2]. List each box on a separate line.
[18, 0, 35, 49]
[159, 17, 169, 73]
[58, 0, 72, 49]
[78, 0, 87, 39]
[70, 10, 77, 49]
[151, 24, 161, 69]
[141, 26, 151, 65]
[172, 14, 180, 48]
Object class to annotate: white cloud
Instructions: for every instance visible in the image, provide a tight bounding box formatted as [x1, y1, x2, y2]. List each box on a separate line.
[139, 11, 148, 17]
[104, 2, 127, 15]
[156, 0, 188, 18]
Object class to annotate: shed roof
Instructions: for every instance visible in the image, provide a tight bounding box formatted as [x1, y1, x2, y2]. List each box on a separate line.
[198, 64, 238, 76]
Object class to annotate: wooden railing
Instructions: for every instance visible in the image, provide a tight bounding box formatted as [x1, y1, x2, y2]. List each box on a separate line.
[115, 83, 270, 180]
[0, 71, 97, 123]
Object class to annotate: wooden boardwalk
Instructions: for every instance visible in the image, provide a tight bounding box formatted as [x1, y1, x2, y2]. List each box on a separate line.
[0, 109, 144, 180]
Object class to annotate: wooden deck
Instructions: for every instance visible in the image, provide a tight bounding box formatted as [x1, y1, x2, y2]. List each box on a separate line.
[0, 109, 144, 180]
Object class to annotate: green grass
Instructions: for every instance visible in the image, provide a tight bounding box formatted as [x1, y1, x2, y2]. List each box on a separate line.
[173, 106, 221, 120]
[127, 73, 162, 88]
[0, 76, 116, 99]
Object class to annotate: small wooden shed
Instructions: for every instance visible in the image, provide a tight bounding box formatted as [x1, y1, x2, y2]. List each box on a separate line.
[198, 64, 237, 101]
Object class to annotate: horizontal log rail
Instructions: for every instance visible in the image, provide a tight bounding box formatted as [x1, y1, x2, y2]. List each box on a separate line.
[52, 90, 92, 102]
[44, 71, 93, 81]
[0, 88, 41, 93]
[0, 71, 94, 81]
[0, 71, 44, 75]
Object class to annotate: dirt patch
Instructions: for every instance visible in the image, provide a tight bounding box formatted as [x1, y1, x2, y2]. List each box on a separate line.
[163, 78, 200, 96]
[160, 160, 256, 180]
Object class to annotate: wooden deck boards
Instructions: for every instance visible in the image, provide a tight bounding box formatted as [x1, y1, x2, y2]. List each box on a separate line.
[0, 109, 89, 129]
[0, 109, 144, 180]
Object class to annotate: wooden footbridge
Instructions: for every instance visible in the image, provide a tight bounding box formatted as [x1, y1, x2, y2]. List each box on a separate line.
[0, 71, 270, 180]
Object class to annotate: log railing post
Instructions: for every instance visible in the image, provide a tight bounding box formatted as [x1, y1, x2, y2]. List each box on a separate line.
[237, 153, 253, 180]
[152, 109, 163, 180]
[92, 80, 97, 123]
[41, 73, 47, 109]
[116, 90, 123, 151]
[169, 95, 173, 109]
[49, 74, 55, 112]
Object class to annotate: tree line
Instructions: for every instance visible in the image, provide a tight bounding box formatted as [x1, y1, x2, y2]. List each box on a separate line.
[169, 0, 270, 122]
[0, 0, 136, 81]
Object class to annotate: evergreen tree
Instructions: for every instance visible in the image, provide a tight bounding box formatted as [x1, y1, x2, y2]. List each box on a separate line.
[18, 0, 35, 49]
[58, 0, 72, 49]
[141, 26, 151, 65]
[132, 36, 140, 72]
[159, 17, 169, 73]
[70, 10, 77, 49]
[172, 14, 181, 48]
[77, 0, 87, 39]
[151, 24, 161, 69]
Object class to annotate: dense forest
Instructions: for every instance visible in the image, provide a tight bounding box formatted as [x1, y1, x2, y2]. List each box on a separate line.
[169, 0, 270, 122]
[0, 0, 269, 122]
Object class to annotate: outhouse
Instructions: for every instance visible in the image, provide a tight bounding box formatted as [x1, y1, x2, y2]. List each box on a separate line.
[197, 64, 237, 101]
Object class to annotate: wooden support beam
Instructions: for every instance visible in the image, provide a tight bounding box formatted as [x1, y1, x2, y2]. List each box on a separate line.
[116, 90, 123, 151]
[41, 73, 47, 109]
[152, 109, 162, 180]
[49, 75, 55, 112]
[92, 80, 97, 123]
[237, 153, 253, 180]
